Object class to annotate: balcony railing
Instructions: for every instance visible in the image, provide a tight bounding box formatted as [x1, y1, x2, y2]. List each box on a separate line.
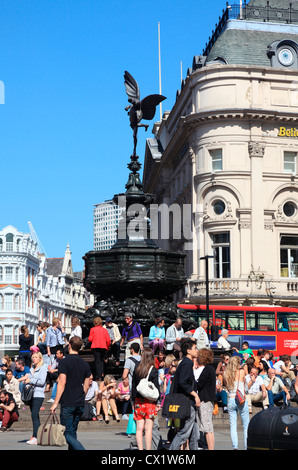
[189, 277, 298, 299]
[203, 1, 298, 56]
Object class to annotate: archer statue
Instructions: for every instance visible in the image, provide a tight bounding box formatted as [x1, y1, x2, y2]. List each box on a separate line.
[124, 71, 166, 157]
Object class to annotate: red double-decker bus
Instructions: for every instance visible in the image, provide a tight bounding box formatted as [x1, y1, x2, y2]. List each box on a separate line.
[177, 304, 298, 360]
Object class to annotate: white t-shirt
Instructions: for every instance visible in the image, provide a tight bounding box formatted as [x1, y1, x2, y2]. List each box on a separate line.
[245, 374, 264, 395]
[217, 336, 231, 350]
[85, 380, 99, 401]
[273, 360, 285, 373]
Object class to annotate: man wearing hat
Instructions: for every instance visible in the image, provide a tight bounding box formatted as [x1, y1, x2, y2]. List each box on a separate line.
[120, 314, 144, 360]
[103, 317, 121, 367]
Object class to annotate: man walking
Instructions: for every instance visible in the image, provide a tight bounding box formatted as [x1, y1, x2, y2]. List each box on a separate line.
[50, 336, 91, 450]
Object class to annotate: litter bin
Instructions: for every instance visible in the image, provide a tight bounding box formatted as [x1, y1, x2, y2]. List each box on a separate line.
[247, 406, 298, 450]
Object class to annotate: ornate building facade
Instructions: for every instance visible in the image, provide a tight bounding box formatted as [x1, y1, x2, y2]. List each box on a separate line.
[0, 226, 87, 355]
[143, 0, 298, 308]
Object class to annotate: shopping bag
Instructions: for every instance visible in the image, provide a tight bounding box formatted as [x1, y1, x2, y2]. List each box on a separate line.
[37, 412, 66, 447]
[162, 393, 191, 420]
[126, 413, 136, 435]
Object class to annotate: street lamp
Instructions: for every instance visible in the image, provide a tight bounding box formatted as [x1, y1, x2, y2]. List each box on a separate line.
[200, 255, 214, 337]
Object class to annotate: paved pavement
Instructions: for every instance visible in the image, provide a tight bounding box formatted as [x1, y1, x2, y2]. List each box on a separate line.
[0, 424, 246, 451]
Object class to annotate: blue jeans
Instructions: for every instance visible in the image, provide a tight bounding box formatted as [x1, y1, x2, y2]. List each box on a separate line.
[216, 390, 228, 406]
[169, 406, 199, 450]
[268, 390, 288, 408]
[227, 397, 250, 450]
[60, 405, 85, 450]
[29, 397, 44, 438]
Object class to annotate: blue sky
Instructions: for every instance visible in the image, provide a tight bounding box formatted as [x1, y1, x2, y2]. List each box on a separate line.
[0, 0, 228, 272]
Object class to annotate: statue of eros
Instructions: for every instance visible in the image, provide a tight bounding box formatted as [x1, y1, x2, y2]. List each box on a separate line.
[124, 71, 166, 157]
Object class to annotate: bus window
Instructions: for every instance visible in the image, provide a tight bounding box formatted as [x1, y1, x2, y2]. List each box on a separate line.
[277, 312, 298, 332]
[215, 310, 244, 330]
[178, 311, 211, 329]
[246, 312, 275, 331]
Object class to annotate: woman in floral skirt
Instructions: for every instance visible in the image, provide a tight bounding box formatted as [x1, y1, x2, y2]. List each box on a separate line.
[131, 348, 160, 450]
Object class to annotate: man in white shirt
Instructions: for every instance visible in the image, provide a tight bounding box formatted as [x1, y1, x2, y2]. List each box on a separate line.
[85, 374, 101, 419]
[263, 368, 290, 408]
[273, 354, 295, 386]
[245, 367, 269, 413]
[193, 320, 210, 350]
[217, 329, 231, 350]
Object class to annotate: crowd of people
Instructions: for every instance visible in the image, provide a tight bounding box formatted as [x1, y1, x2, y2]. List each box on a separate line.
[0, 314, 298, 451]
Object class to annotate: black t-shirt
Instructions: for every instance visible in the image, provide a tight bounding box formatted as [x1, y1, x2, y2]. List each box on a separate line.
[58, 354, 91, 407]
[19, 334, 34, 351]
[3, 392, 19, 416]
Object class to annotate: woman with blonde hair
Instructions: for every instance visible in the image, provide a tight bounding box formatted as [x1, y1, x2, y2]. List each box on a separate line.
[223, 356, 249, 450]
[98, 374, 120, 423]
[46, 317, 66, 361]
[19, 351, 47, 445]
[70, 316, 82, 339]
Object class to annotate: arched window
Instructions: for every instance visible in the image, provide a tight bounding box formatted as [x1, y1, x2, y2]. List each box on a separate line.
[6, 233, 14, 252]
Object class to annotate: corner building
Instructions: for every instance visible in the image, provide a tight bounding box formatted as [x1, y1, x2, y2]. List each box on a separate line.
[143, 0, 298, 308]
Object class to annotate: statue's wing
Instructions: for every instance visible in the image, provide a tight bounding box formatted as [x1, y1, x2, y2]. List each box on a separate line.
[124, 71, 140, 101]
[140, 94, 166, 120]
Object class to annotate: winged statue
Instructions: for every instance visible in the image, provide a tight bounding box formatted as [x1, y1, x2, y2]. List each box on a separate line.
[124, 71, 166, 157]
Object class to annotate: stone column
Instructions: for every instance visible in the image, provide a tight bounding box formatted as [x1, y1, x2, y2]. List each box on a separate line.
[248, 141, 265, 272]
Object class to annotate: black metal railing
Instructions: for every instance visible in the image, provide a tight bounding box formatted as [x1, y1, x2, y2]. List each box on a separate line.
[203, 1, 298, 56]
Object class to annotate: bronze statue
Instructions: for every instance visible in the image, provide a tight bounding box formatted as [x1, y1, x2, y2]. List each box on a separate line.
[124, 71, 166, 156]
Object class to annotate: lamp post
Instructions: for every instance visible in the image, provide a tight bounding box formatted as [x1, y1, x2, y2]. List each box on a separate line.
[200, 255, 214, 337]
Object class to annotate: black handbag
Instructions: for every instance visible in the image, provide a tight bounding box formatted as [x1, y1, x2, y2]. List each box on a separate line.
[21, 383, 35, 405]
[80, 402, 95, 421]
[162, 393, 191, 420]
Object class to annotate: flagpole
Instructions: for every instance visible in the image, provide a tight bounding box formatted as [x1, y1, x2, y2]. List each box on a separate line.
[158, 22, 162, 121]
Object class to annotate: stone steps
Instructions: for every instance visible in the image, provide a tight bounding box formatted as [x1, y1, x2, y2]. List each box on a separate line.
[12, 397, 295, 431]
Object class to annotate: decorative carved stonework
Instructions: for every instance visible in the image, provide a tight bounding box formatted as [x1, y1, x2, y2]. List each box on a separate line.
[248, 141, 265, 158]
[203, 200, 233, 222]
[276, 203, 298, 224]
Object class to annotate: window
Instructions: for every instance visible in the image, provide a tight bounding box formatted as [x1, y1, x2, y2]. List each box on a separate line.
[5, 233, 13, 252]
[280, 235, 298, 278]
[14, 294, 20, 311]
[212, 232, 230, 278]
[4, 326, 13, 345]
[215, 310, 244, 330]
[246, 312, 276, 331]
[284, 151, 296, 174]
[5, 267, 13, 282]
[4, 294, 13, 311]
[210, 149, 223, 172]
[212, 199, 226, 215]
[277, 312, 298, 331]
[283, 201, 297, 218]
